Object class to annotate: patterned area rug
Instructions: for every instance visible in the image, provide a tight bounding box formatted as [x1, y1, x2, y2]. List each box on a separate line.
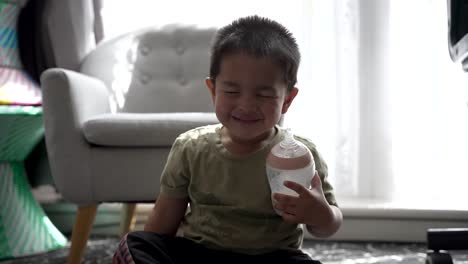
[1, 236, 468, 264]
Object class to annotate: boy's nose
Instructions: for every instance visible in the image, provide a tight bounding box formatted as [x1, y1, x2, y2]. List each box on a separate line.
[237, 94, 257, 110]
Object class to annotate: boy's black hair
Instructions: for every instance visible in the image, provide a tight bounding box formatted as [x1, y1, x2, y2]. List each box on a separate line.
[209, 15, 301, 91]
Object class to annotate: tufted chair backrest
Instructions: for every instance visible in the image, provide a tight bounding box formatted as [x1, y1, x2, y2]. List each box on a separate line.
[80, 24, 217, 113]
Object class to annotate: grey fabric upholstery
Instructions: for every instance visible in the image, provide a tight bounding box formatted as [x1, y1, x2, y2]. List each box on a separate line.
[83, 113, 217, 147]
[41, 25, 219, 205]
[79, 25, 215, 114]
[43, 0, 97, 71]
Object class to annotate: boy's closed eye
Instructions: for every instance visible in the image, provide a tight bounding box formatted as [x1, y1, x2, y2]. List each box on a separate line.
[256, 87, 279, 99]
[223, 89, 240, 95]
[220, 81, 240, 95]
[256, 91, 277, 98]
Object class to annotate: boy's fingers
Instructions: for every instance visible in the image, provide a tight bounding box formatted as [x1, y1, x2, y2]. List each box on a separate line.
[273, 192, 295, 203]
[311, 173, 322, 189]
[283, 180, 308, 196]
[281, 211, 297, 223]
[274, 203, 284, 211]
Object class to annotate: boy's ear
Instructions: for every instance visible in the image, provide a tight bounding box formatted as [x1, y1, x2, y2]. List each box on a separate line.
[281, 87, 298, 114]
[205, 77, 216, 100]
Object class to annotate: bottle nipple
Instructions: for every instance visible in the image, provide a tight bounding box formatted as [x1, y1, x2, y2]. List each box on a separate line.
[275, 128, 307, 158]
[279, 128, 299, 157]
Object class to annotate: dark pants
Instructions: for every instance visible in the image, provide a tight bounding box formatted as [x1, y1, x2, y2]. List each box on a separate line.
[113, 231, 322, 264]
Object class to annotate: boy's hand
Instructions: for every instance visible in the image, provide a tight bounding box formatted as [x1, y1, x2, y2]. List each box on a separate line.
[272, 171, 341, 237]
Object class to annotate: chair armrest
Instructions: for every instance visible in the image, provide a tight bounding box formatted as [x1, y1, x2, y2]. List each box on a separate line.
[40, 68, 110, 203]
[41, 68, 111, 124]
[82, 112, 219, 147]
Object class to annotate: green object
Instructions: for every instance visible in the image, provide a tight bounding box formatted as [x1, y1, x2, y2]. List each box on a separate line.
[0, 106, 67, 260]
[0, 106, 44, 161]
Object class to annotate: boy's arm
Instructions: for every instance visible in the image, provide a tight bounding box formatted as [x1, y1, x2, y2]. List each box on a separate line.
[144, 195, 189, 236]
[305, 205, 342, 238]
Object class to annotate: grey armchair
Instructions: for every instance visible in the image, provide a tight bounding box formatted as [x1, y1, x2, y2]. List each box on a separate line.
[41, 24, 219, 264]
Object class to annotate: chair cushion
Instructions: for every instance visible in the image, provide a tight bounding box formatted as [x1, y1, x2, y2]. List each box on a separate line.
[82, 112, 218, 147]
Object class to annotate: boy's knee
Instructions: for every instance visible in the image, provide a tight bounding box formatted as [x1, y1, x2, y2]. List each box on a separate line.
[113, 232, 138, 264]
[125, 230, 152, 241]
[114, 231, 176, 263]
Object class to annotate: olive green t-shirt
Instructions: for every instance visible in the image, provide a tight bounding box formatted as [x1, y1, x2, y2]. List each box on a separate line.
[160, 124, 337, 255]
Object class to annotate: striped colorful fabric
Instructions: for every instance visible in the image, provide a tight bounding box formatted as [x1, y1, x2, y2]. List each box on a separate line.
[0, 2, 21, 68]
[0, 105, 43, 161]
[0, 105, 67, 259]
[0, 1, 41, 106]
[0, 162, 67, 260]
[0, 68, 42, 106]
[113, 234, 136, 264]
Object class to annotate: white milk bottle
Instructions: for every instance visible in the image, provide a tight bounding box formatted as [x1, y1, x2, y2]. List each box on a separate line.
[266, 128, 315, 215]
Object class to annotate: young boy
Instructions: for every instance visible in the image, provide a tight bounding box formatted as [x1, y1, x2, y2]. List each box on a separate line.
[114, 15, 342, 264]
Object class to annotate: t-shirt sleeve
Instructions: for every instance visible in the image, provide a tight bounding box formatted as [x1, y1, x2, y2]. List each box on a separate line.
[159, 137, 190, 198]
[310, 147, 338, 207]
[295, 136, 338, 207]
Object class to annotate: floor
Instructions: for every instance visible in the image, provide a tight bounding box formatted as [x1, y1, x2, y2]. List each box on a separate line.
[1, 236, 468, 264]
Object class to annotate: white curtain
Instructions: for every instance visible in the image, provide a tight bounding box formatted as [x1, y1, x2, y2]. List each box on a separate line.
[387, 0, 468, 208]
[100, 0, 468, 209]
[307, 0, 468, 207]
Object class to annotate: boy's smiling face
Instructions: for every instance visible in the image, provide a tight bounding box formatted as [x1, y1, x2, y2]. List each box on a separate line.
[206, 52, 298, 146]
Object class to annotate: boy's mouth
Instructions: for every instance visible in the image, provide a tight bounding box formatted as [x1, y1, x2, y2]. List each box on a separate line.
[232, 115, 261, 123]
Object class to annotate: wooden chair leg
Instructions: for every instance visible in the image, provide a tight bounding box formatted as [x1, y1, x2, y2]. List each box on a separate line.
[119, 203, 137, 237]
[67, 204, 98, 264]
